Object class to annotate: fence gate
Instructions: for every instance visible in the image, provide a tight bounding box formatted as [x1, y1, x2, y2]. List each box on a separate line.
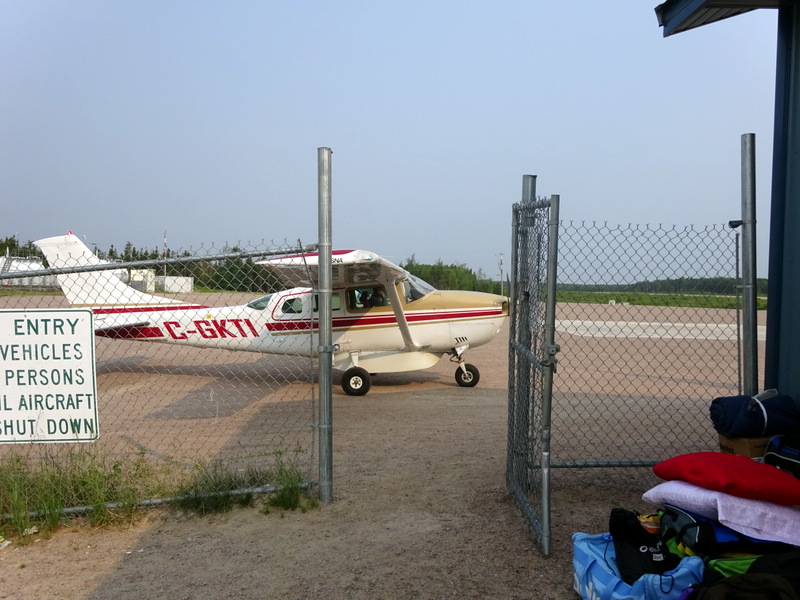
[508, 178, 744, 556]
[507, 175, 560, 555]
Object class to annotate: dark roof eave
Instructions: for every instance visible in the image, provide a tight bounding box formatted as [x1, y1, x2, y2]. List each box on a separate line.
[655, 0, 779, 37]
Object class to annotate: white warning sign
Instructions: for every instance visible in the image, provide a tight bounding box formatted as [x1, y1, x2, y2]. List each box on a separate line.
[0, 309, 98, 443]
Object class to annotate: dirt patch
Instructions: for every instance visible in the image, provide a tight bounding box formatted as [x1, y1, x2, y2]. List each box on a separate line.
[1, 322, 651, 600]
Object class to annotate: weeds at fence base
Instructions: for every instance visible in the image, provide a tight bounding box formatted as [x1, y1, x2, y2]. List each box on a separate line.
[0, 446, 316, 541]
[175, 450, 317, 516]
[0, 446, 171, 540]
[261, 451, 318, 514]
[172, 460, 261, 515]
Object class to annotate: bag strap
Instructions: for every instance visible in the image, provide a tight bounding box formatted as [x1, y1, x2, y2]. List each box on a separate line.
[751, 397, 769, 435]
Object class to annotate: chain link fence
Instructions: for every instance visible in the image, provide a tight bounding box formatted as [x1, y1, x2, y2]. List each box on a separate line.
[508, 205, 745, 554]
[553, 222, 741, 468]
[1, 237, 319, 527]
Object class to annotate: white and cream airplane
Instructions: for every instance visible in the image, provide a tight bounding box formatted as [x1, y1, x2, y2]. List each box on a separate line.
[35, 234, 508, 396]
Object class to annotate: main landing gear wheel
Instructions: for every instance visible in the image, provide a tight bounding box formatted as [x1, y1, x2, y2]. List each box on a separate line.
[455, 363, 480, 387]
[342, 367, 371, 396]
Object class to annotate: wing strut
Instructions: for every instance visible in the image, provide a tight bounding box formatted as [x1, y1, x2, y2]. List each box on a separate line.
[384, 276, 424, 352]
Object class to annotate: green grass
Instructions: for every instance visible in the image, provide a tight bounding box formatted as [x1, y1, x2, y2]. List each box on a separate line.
[262, 450, 318, 514]
[174, 450, 318, 516]
[555, 290, 768, 311]
[0, 446, 316, 541]
[0, 447, 169, 538]
[0, 288, 59, 298]
[171, 460, 262, 515]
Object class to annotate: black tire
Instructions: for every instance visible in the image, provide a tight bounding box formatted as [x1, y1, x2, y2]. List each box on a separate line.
[342, 367, 371, 396]
[455, 363, 480, 387]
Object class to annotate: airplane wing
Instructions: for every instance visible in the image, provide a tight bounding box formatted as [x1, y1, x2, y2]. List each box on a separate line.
[261, 250, 432, 354]
[258, 250, 408, 288]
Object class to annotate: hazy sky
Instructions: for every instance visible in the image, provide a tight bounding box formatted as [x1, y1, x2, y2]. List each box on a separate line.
[1, 2, 778, 278]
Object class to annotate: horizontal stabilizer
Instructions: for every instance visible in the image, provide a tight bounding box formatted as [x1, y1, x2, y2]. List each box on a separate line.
[94, 312, 151, 332]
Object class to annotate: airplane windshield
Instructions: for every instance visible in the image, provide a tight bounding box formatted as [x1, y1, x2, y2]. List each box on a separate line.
[247, 294, 273, 310]
[403, 274, 435, 303]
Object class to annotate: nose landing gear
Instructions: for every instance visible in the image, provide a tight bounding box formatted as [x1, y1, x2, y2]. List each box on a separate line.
[454, 362, 480, 387]
[450, 344, 480, 387]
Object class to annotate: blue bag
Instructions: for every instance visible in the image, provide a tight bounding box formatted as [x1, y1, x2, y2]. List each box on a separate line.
[709, 393, 800, 438]
[573, 532, 704, 600]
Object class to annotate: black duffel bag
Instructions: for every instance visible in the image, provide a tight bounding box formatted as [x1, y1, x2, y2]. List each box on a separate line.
[764, 434, 800, 478]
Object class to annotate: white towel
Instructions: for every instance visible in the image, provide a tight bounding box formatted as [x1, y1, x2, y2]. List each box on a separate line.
[643, 479, 800, 546]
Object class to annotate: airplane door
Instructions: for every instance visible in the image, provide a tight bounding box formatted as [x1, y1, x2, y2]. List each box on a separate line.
[271, 291, 314, 353]
[276, 294, 309, 319]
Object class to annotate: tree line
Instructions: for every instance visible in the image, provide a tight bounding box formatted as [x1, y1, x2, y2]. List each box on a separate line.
[559, 277, 768, 297]
[4, 234, 762, 297]
[1, 236, 38, 256]
[400, 256, 503, 294]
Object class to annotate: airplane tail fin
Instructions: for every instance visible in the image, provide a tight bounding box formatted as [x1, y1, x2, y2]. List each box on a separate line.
[35, 234, 184, 308]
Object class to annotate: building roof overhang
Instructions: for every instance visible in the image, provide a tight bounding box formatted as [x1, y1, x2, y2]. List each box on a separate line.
[655, 0, 780, 36]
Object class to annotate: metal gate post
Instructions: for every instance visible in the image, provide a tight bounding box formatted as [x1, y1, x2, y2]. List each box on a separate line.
[740, 134, 759, 396]
[540, 194, 560, 556]
[317, 147, 334, 503]
[508, 175, 537, 490]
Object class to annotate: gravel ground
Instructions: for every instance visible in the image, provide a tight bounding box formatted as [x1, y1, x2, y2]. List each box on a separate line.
[1, 311, 702, 600]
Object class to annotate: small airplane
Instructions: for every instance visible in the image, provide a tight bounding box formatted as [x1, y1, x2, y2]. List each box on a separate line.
[34, 233, 508, 396]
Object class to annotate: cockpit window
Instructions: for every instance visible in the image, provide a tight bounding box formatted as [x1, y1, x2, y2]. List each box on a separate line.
[312, 293, 341, 312]
[281, 297, 303, 314]
[402, 275, 435, 303]
[347, 285, 390, 310]
[247, 294, 273, 310]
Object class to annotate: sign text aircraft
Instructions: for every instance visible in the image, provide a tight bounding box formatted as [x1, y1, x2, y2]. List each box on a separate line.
[35, 234, 508, 396]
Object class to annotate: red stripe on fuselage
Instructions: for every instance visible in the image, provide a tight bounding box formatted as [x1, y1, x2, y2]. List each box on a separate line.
[265, 308, 504, 333]
[91, 305, 208, 339]
[92, 304, 209, 316]
[95, 326, 164, 339]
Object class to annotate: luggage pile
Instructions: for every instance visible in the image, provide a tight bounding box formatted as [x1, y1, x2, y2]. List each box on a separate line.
[573, 393, 800, 600]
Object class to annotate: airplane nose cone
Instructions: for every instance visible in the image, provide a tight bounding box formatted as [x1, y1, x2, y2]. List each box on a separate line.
[489, 294, 509, 316]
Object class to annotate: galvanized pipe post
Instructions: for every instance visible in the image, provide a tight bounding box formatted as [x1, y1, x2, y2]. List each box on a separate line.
[741, 134, 759, 396]
[539, 193, 559, 556]
[317, 147, 334, 503]
[508, 175, 536, 482]
[510, 175, 536, 302]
